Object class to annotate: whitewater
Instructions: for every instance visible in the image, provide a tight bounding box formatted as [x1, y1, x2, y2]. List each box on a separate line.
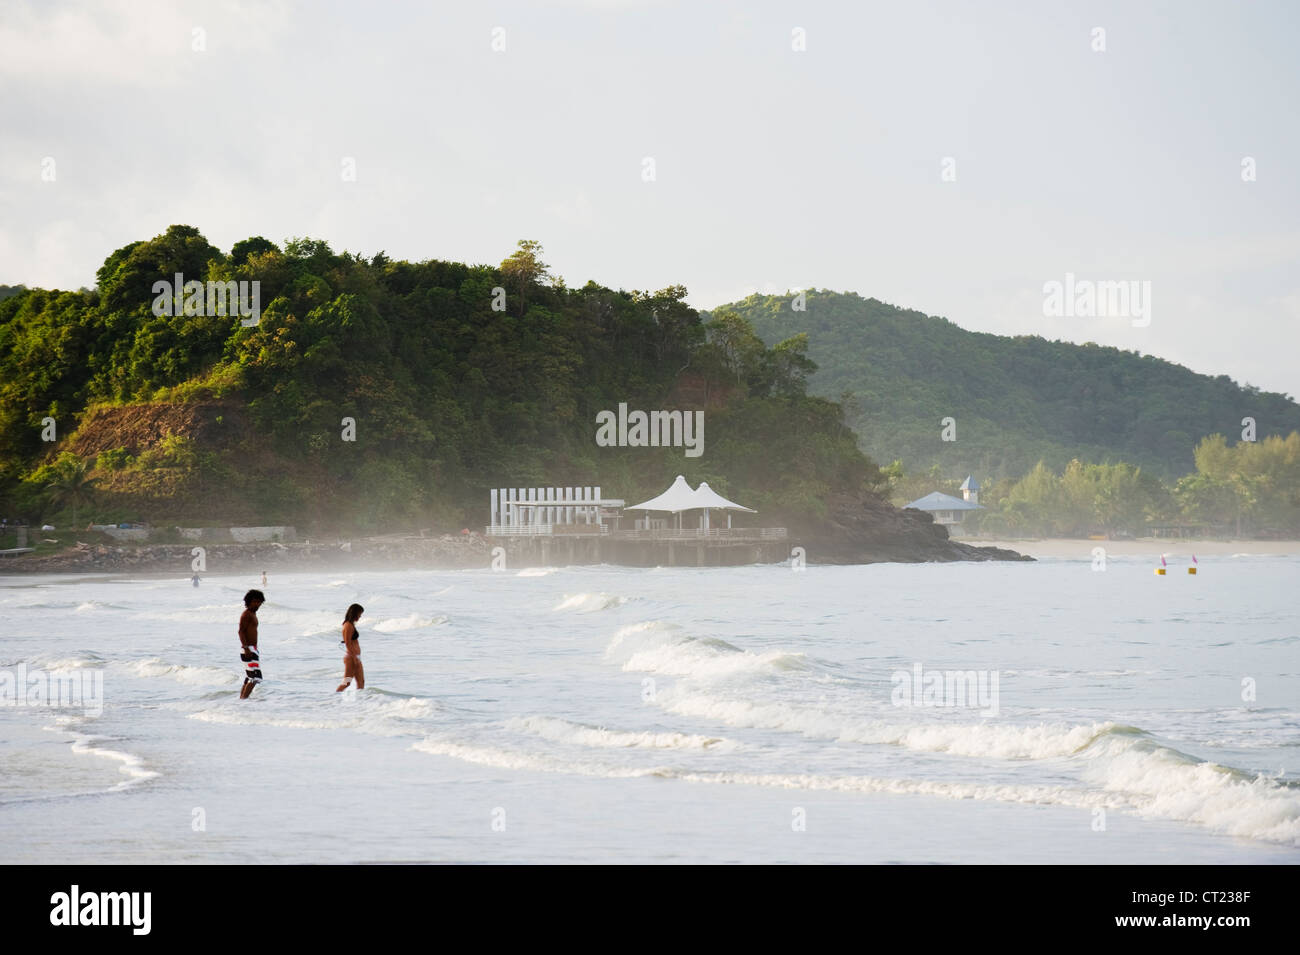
[2, 556, 1297, 863]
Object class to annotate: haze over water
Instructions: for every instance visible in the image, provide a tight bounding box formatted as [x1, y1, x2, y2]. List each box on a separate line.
[3, 556, 1297, 863]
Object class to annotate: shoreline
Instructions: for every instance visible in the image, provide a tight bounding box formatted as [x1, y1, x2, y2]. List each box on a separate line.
[973, 538, 1300, 559]
[0, 532, 1035, 575]
[0, 536, 494, 576]
[6, 534, 1289, 574]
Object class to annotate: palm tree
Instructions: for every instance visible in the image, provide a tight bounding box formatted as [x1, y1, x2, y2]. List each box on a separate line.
[45, 456, 98, 528]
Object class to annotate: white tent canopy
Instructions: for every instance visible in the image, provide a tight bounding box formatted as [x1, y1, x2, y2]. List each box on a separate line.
[625, 475, 700, 513]
[626, 476, 756, 530]
[692, 481, 755, 513]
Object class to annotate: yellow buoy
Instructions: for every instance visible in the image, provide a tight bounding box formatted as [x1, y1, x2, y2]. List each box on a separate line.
[1188, 567, 1197, 574]
[1154, 567, 1166, 575]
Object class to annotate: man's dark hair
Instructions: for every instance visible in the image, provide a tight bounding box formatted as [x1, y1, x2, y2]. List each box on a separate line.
[244, 589, 265, 607]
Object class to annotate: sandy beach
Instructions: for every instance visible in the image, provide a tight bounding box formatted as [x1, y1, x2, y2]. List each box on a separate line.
[975, 538, 1300, 559]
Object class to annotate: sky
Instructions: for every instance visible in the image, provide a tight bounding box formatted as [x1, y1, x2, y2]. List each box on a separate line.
[2, 0, 1298, 397]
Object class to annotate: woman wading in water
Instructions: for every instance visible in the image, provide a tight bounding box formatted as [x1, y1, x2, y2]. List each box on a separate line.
[337, 603, 364, 692]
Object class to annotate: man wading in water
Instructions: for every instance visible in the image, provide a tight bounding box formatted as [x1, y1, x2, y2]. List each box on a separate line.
[239, 589, 266, 699]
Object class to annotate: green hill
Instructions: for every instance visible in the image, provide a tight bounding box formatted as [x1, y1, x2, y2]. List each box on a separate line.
[711, 290, 1300, 480]
[0, 227, 886, 541]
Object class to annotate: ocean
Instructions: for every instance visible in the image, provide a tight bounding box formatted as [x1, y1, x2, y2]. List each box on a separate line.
[3, 555, 1298, 863]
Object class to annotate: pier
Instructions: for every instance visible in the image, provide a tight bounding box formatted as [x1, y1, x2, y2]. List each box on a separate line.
[485, 481, 793, 567]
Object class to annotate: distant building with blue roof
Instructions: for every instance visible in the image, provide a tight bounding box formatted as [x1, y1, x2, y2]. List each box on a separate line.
[905, 476, 982, 535]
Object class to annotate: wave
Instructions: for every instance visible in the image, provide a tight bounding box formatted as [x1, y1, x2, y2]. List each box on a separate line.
[607, 620, 682, 642]
[59, 729, 159, 792]
[116, 657, 238, 686]
[372, 613, 448, 633]
[408, 734, 1104, 806]
[606, 621, 809, 680]
[186, 691, 440, 731]
[411, 725, 1300, 846]
[675, 770, 1110, 810]
[188, 709, 347, 731]
[657, 686, 1300, 845]
[19, 653, 105, 672]
[505, 715, 736, 751]
[626, 645, 808, 680]
[1076, 731, 1300, 845]
[658, 690, 1112, 757]
[517, 568, 555, 577]
[367, 695, 440, 719]
[553, 592, 626, 613]
[412, 737, 662, 777]
[73, 600, 129, 613]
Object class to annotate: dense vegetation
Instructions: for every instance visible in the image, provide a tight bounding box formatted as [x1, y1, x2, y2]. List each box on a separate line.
[885, 432, 1300, 537]
[0, 226, 876, 533]
[715, 290, 1300, 480]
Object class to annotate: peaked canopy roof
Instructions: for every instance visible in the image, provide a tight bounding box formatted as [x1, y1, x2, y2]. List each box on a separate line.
[626, 476, 756, 513]
[959, 475, 980, 490]
[692, 481, 756, 513]
[626, 475, 700, 513]
[905, 491, 981, 512]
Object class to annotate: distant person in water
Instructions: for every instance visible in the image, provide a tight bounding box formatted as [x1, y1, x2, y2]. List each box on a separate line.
[239, 589, 266, 699]
[191, 573, 200, 588]
[261, 571, 268, 587]
[337, 603, 364, 692]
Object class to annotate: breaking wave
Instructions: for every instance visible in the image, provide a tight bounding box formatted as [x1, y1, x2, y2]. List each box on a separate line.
[116, 657, 238, 686]
[606, 620, 810, 680]
[505, 714, 735, 751]
[554, 592, 627, 613]
[55, 727, 160, 792]
[372, 613, 448, 633]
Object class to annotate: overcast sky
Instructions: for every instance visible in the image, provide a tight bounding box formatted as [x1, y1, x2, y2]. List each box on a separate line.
[3, 0, 1298, 397]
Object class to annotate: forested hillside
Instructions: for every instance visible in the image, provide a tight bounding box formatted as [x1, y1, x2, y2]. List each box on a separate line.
[0, 227, 876, 535]
[716, 290, 1300, 480]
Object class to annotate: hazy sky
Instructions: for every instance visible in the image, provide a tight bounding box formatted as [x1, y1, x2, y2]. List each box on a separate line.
[3, 0, 1298, 397]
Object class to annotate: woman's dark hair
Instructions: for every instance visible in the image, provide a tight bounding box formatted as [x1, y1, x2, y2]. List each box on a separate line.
[344, 603, 364, 624]
[244, 589, 265, 607]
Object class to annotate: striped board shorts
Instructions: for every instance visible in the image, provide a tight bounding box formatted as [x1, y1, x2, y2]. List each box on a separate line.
[240, 646, 263, 683]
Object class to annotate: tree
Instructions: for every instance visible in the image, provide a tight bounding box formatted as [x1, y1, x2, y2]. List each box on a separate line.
[705, 311, 765, 390]
[44, 453, 98, 527]
[96, 225, 222, 314]
[499, 240, 550, 315]
[1003, 461, 1062, 534]
[231, 236, 280, 267]
[767, 334, 818, 397]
